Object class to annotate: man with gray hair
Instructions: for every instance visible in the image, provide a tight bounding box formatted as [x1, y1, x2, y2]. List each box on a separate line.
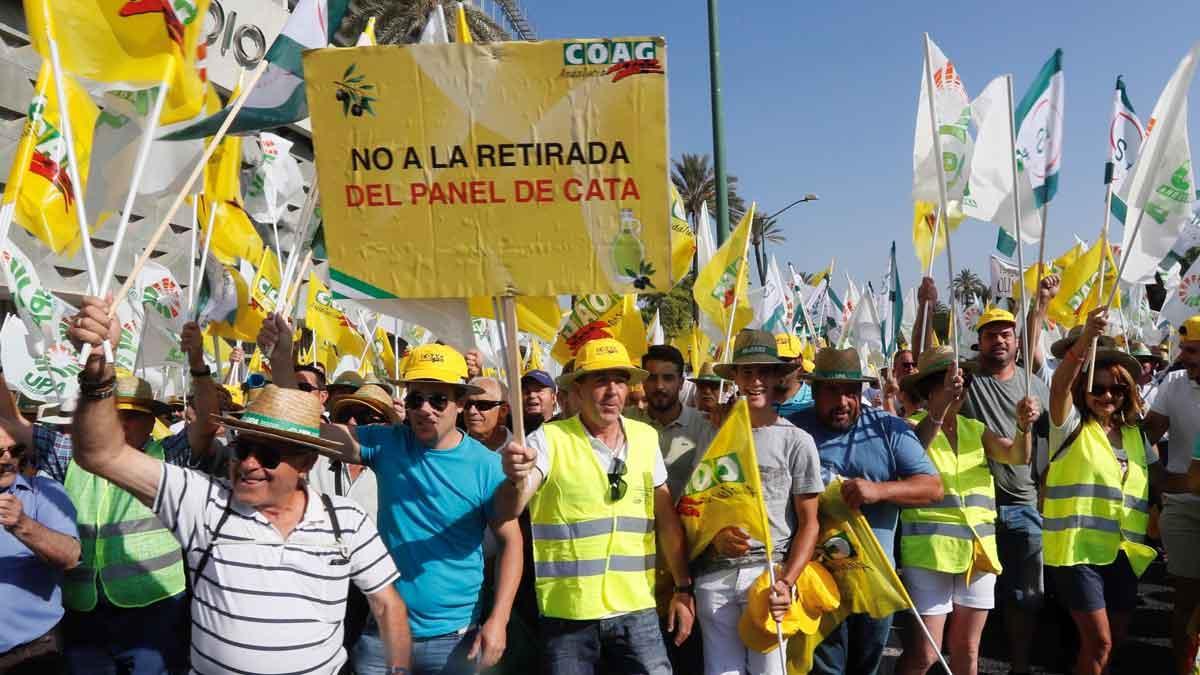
[465, 377, 512, 452]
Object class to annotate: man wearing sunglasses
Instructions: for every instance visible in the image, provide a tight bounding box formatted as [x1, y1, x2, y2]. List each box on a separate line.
[499, 338, 694, 675]
[464, 377, 512, 452]
[65, 297, 413, 675]
[295, 364, 331, 408]
[260, 314, 524, 675]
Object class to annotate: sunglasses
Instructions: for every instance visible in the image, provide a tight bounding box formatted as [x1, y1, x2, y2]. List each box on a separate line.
[1089, 383, 1128, 398]
[334, 411, 390, 426]
[233, 437, 307, 470]
[463, 400, 504, 412]
[0, 445, 24, 458]
[405, 391, 452, 412]
[608, 457, 628, 502]
[296, 382, 325, 393]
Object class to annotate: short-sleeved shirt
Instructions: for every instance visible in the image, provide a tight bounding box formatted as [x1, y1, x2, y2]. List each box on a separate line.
[776, 384, 814, 417]
[152, 464, 397, 675]
[308, 456, 379, 521]
[0, 474, 78, 652]
[1150, 369, 1200, 475]
[357, 424, 506, 638]
[529, 417, 669, 489]
[33, 424, 198, 483]
[696, 418, 825, 575]
[1050, 407, 1159, 479]
[638, 406, 716, 501]
[789, 406, 937, 563]
[959, 368, 1052, 506]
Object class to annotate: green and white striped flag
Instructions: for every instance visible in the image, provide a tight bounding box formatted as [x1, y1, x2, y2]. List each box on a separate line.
[1016, 49, 1065, 207]
[1108, 76, 1145, 224]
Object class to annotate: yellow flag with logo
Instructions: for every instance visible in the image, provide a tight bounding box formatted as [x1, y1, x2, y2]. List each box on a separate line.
[912, 200, 965, 272]
[305, 273, 367, 357]
[676, 399, 771, 561]
[1017, 241, 1084, 301]
[467, 296, 563, 343]
[524, 337, 544, 375]
[228, 249, 281, 341]
[552, 294, 647, 365]
[788, 480, 914, 673]
[3, 62, 99, 255]
[694, 204, 756, 351]
[197, 135, 264, 265]
[1047, 238, 1120, 328]
[669, 184, 696, 284]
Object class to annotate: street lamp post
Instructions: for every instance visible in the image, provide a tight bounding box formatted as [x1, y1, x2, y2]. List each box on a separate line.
[707, 0, 731, 245]
[754, 194, 819, 285]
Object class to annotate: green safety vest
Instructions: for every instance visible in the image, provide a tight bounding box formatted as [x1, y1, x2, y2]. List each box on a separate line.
[1042, 420, 1156, 577]
[901, 413, 1001, 576]
[529, 416, 658, 620]
[63, 439, 186, 610]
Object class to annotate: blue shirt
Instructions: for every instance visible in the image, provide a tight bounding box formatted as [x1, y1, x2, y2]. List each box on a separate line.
[358, 424, 506, 638]
[788, 406, 936, 563]
[776, 383, 814, 416]
[0, 474, 78, 652]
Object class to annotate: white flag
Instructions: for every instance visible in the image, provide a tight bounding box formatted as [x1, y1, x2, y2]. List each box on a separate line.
[695, 201, 724, 349]
[1118, 44, 1199, 284]
[647, 309, 665, 346]
[1110, 76, 1145, 197]
[350, 299, 475, 353]
[913, 35, 973, 203]
[0, 239, 79, 401]
[1161, 255, 1200, 328]
[419, 4, 450, 44]
[243, 133, 304, 225]
[1015, 49, 1065, 207]
[753, 258, 791, 334]
[989, 254, 1021, 300]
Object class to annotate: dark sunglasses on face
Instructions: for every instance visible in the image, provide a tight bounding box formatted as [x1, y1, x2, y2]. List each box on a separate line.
[608, 457, 628, 502]
[296, 382, 324, 393]
[463, 400, 504, 412]
[1089, 383, 1128, 398]
[233, 438, 306, 470]
[405, 391, 452, 411]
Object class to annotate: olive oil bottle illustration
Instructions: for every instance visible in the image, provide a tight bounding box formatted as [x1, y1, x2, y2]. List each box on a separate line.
[611, 209, 655, 289]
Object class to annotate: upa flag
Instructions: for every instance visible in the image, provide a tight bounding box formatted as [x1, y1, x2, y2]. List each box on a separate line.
[3, 63, 99, 256]
[551, 294, 647, 365]
[787, 480, 914, 673]
[676, 399, 772, 561]
[166, 0, 353, 139]
[135, 261, 186, 334]
[0, 237, 76, 356]
[1047, 238, 1120, 328]
[1118, 44, 1199, 284]
[669, 184, 696, 284]
[913, 35, 972, 203]
[243, 133, 305, 226]
[694, 204, 756, 349]
[25, 0, 211, 121]
[1160, 255, 1200, 328]
[1015, 49, 1065, 207]
[1109, 76, 1145, 224]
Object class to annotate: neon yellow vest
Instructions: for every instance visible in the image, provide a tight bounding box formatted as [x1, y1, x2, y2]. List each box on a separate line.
[63, 440, 186, 610]
[529, 416, 658, 620]
[901, 413, 1000, 576]
[1042, 420, 1156, 577]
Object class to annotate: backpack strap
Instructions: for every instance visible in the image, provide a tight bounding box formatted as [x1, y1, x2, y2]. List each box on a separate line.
[193, 497, 234, 589]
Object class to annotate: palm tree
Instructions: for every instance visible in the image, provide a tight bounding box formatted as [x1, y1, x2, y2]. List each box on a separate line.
[951, 269, 988, 306]
[670, 153, 744, 228]
[335, 0, 509, 46]
[751, 213, 787, 286]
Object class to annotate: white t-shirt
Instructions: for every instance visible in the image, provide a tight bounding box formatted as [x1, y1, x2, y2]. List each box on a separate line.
[1150, 369, 1200, 475]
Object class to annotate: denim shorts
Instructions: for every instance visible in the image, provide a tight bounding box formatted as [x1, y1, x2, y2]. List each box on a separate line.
[995, 504, 1044, 609]
[1050, 553, 1138, 613]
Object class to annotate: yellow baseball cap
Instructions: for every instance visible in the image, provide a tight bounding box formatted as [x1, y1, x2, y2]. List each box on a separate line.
[558, 338, 648, 386]
[395, 344, 484, 394]
[975, 306, 1017, 332]
[775, 333, 803, 359]
[737, 562, 841, 653]
[1181, 315, 1200, 343]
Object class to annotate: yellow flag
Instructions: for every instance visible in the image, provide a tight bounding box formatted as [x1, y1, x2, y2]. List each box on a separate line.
[3, 62, 99, 255]
[808, 263, 832, 288]
[229, 249, 281, 341]
[455, 2, 473, 43]
[669, 184, 696, 284]
[552, 294, 647, 365]
[523, 338, 544, 375]
[1017, 241, 1084, 301]
[467, 296, 563, 343]
[305, 273, 366, 357]
[1047, 238, 1120, 328]
[671, 324, 713, 375]
[788, 480, 914, 673]
[676, 399, 771, 560]
[204, 260, 254, 341]
[371, 326, 399, 379]
[358, 16, 378, 46]
[246, 349, 266, 377]
[26, 0, 211, 122]
[912, 200, 965, 272]
[694, 204, 756, 352]
[196, 135, 264, 265]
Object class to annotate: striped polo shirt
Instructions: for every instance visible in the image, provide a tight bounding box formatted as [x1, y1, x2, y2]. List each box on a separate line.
[152, 463, 399, 675]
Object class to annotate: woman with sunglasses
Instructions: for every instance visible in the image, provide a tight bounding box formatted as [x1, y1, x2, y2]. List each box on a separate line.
[1046, 308, 1160, 675]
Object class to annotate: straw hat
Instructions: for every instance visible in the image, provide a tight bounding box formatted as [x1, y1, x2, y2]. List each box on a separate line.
[975, 307, 1017, 332]
[328, 371, 365, 394]
[393, 344, 484, 394]
[900, 346, 976, 398]
[330, 383, 399, 424]
[1129, 341, 1165, 366]
[216, 384, 345, 455]
[116, 375, 172, 417]
[714, 330, 799, 380]
[1050, 326, 1116, 359]
[557, 338, 648, 387]
[687, 362, 723, 384]
[801, 347, 878, 385]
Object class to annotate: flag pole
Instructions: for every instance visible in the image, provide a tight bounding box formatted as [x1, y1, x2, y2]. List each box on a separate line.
[762, 550, 789, 674]
[281, 250, 313, 318]
[1087, 164, 1116, 390]
[1004, 74, 1033, 397]
[500, 297, 526, 445]
[922, 34, 959, 364]
[189, 199, 218, 317]
[281, 185, 320, 300]
[187, 198, 199, 306]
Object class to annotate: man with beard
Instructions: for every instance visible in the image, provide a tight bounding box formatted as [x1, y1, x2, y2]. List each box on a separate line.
[789, 347, 942, 674]
[950, 275, 1057, 675]
[639, 345, 716, 502]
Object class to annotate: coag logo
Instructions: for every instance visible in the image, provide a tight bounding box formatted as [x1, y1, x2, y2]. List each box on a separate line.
[561, 40, 663, 82]
[818, 531, 856, 562]
[683, 452, 745, 496]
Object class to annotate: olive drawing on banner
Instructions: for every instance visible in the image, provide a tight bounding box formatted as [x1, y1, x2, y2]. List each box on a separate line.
[334, 63, 376, 118]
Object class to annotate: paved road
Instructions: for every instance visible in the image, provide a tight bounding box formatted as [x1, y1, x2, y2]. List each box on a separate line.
[879, 559, 1175, 674]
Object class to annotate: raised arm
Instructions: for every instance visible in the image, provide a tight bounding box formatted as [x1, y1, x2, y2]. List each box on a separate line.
[983, 396, 1039, 465]
[67, 296, 165, 506]
[912, 277, 937, 361]
[181, 321, 220, 457]
[258, 313, 298, 390]
[1050, 308, 1106, 427]
[1026, 274, 1060, 374]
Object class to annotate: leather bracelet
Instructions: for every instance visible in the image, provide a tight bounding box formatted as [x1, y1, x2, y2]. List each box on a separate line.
[190, 366, 212, 378]
[673, 584, 694, 595]
[79, 373, 117, 400]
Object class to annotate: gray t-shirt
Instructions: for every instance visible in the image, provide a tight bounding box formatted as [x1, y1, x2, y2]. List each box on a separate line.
[960, 367, 1051, 506]
[696, 417, 824, 575]
[638, 406, 717, 501]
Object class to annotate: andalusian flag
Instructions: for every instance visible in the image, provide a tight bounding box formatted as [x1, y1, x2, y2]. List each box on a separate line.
[676, 399, 772, 561]
[1016, 49, 1065, 208]
[3, 63, 98, 256]
[694, 204, 756, 352]
[669, 183, 697, 283]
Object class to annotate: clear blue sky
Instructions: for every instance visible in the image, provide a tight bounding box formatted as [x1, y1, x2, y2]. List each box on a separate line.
[535, 1, 1200, 297]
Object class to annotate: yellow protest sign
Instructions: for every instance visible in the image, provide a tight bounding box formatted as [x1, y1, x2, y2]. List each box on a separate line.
[303, 39, 670, 299]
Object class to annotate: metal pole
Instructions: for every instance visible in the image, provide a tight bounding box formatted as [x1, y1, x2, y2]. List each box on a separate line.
[706, 0, 731, 244]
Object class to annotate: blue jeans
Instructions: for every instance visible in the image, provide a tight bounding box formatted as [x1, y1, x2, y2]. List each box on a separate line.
[354, 624, 478, 675]
[995, 504, 1045, 610]
[541, 608, 671, 675]
[63, 592, 189, 675]
[810, 612, 894, 675]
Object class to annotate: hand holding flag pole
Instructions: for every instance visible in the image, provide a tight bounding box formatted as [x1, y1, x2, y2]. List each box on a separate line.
[1087, 162, 1117, 391]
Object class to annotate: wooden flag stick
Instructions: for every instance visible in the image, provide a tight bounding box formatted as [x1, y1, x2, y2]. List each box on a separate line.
[921, 34, 959, 364]
[280, 250, 313, 319]
[1004, 75, 1032, 398]
[500, 296, 526, 445]
[1087, 165, 1117, 390]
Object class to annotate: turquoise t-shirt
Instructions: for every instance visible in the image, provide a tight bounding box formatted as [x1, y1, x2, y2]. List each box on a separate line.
[358, 424, 506, 637]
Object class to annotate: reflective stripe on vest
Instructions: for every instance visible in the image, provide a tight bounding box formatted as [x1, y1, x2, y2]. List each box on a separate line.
[900, 414, 1000, 575]
[1042, 421, 1155, 577]
[63, 440, 186, 610]
[529, 416, 659, 620]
